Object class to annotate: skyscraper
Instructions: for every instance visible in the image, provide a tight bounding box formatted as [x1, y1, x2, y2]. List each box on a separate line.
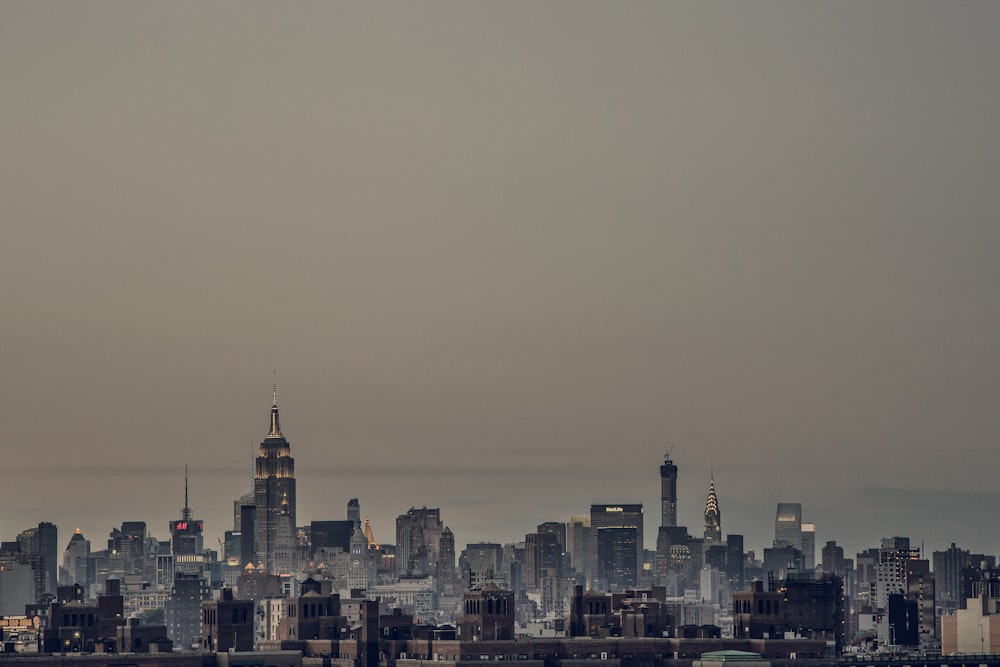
[596, 527, 638, 591]
[348, 498, 361, 528]
[254, 386, 296, 573]
[17, 523, 58, 598]
[660, 453, 678, 528]
[590, 504, 643, 589]
[396, 507, 443, 578]
[801, 523, 816, 571]
[438, 527, 456, 595]
[703, 476, 721, 545]
[774, 503, 803, 550]
[62, 528, 90, 589]
[170, 465, 205, 575]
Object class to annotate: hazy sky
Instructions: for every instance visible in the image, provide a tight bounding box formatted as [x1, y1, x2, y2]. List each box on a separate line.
[2, 1, 999, 561]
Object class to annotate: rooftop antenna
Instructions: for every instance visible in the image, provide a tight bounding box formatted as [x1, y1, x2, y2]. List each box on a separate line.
[665, 444, 675, 461]
[182, 461, 192, 520]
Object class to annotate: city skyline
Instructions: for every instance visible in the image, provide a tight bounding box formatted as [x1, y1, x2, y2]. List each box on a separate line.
[4, 388, 998, 565]
[2, 2, 999, 564]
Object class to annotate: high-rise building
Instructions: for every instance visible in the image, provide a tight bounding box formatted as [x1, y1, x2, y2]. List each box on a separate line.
[774, 503, 803, 551]
[660, 453, 678, 528]
[933, 543, 971, 607]
[254, 386, 296, 573]
[110, 521, 148, 577]
[590, 504, 643, 590]
[348, 525, 373, 592]
[273, 493, 296, 574]
[170, 465, 205, 576]
[524, 532, 561, 592]
[821, 541, 846, 578]
[62, 528, 91, 589]
[460, 543, 505, 589]
[703, 477, 721, 545]
[438, 527, 456, 595]
[396, 507, 443, 578]
[875, 537, 921, 646]
[165, 572, 210, 650]
[348, 498, 361, 529]
[537, 522, 567, 554]
[801, 523, 816, 571]
[18, 522, 58, 597]
[726, 534, 745, 589]
[566, 516, 591, 579]
[596, 527, 638, 591]
[201, 587, 254, 652]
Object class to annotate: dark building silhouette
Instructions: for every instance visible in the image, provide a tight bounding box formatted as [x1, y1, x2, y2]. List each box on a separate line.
[591, 504, 643, 589]
[277, 586, 346, 641]
[201, 587, 253, 652]
[239, 503, 256, 567]
[933, 543, 971, 608]
[396, 507, 443, 578]
[537, 522, 567, 553]
[781, 573, 846, 651]
[37, 522, 58, 597]
[821, 541, 846, 577]
[597, 527, 638, 591]
[457, 584, 514, 641]
[886, 593, 919, 647]
[960, 563, 1000, 608]
[733, 580, 784, 641]
[570, 586, 674, 639]
[733, 575, 844, 651]
[726, 534, 745, 590]
[116, 617, 173, 654]
[311, 520, 355, 556]
[460, 542, 504, 589]
[41, 580, 125, 653]
[763, 544, 804, 579]
[110, 521, 148, 577]
[525, 532, 562, 592]
[236, 566, 282, 603]
[62, 529, 91, 590]
[438, 527, 456, 596]
[16, 522, 58, 598]
[164, 572, 210, 650]
[254, 386, 296, 573]
[660, 453, 678, 528]
[347, 498, 361, 528]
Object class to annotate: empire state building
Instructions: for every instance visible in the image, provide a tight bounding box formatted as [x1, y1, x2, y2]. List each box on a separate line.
[254, 387, 296, 573]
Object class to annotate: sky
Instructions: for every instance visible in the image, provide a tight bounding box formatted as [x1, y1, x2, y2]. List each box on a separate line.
[1, 1, 999, 563]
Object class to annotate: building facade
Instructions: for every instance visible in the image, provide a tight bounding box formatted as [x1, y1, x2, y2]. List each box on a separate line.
[254, 388, 296, 573]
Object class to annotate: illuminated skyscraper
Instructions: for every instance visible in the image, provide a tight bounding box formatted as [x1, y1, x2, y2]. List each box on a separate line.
[254, 386, 296, 572]
[703, 476, 721, 544]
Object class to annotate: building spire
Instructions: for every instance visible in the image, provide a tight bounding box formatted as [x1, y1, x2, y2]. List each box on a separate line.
[268, 377, 282, 437]
[703, 474, 722, 544]
[363, 516, 379, 549]
[705, 476, 718, 514]
[182, 462, 192, 521]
